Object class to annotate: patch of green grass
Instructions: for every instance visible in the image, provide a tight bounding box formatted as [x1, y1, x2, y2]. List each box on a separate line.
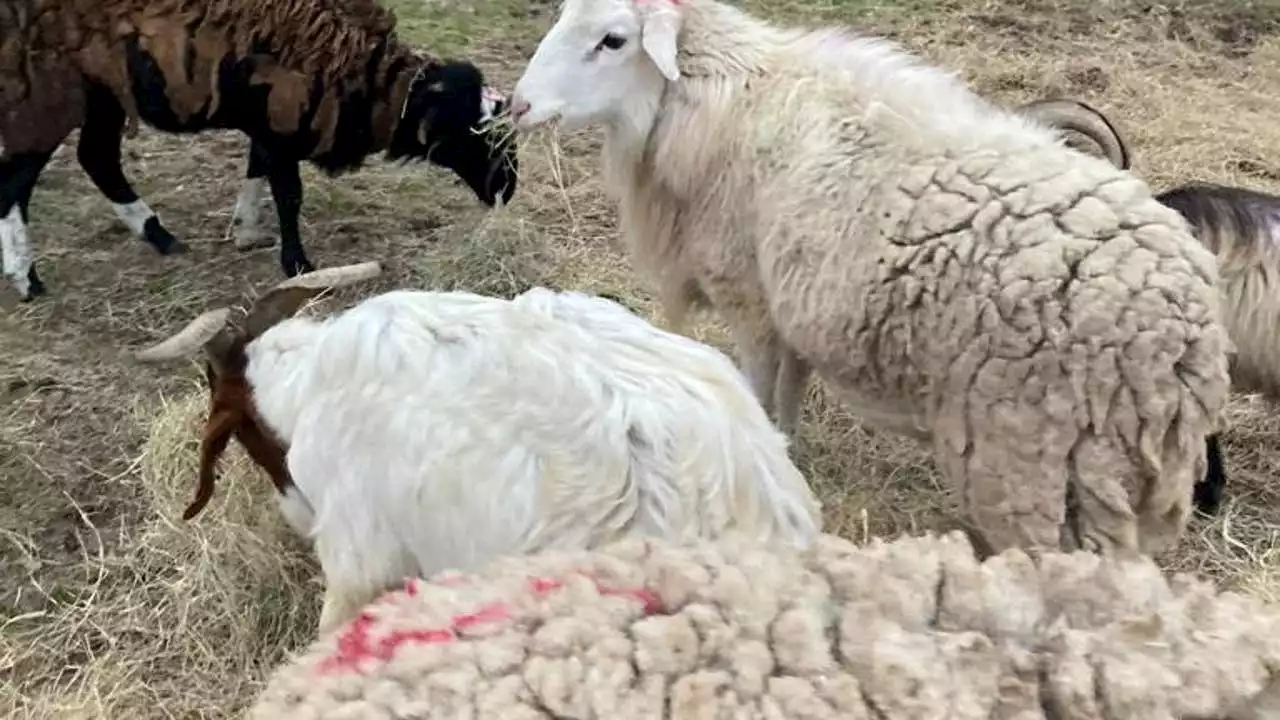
[386, 0, 550, 56]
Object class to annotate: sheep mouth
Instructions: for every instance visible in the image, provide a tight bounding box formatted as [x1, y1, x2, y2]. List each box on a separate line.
[514, 111, 562, 134]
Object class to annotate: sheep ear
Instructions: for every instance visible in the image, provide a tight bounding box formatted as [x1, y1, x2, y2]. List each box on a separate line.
[641, 5, 682, 82]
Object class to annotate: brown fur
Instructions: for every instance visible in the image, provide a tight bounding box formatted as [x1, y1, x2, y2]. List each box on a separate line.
[190, 351, 293, 520]
[0, 0, 423, 157]
[185, 285, 325, 520]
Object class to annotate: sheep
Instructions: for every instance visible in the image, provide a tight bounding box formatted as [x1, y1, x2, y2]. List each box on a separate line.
[131, 263, 822, 636]
[248, 529, 1280, 719]
[0, 0, 518, 301]
[1016, 97, 1279, 517]
[506, 0, 1232, 558]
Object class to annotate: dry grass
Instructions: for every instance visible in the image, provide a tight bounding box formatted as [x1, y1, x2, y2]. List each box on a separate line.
[2, 0, 1279, 716]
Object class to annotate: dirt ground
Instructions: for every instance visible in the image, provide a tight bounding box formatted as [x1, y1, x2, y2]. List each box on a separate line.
[3, 0, 1279, 716]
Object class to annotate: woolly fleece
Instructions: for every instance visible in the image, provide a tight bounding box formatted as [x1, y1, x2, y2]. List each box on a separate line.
[250, 531, 1280, 719]
[514, 0, 1233, 557]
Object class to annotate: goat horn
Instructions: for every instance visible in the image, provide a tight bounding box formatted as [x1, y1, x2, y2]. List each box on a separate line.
[135, 308, 234, 363]
[1017, 98, 1131, 171]
[270, 261, 384, 292]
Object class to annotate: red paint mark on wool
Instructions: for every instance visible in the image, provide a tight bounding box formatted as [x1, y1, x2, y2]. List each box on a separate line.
[596, 583, 664, 615]
[454, 602, 511, 629]
[528, 576, 564, 594]
[316, 574, 663, 674]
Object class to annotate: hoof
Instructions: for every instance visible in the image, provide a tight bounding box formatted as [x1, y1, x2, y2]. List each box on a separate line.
[142, 217, 185, 255]
[234, 229, 277, 251]
[1192, 482, 1223, 516]
[18, 270, 47, 301]
[159, 238, 190, 255]
[18, 282, 45, 302]
[281, 256, 316, 277]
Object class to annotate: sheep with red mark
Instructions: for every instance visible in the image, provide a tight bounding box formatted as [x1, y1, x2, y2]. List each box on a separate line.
[0, 0, 518, 301]
[249, 530, 1280, 718]
[132, 264, 821, 636]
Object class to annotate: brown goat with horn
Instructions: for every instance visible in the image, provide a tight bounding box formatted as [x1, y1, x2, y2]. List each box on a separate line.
[0, 0, 517, 302]
[1018, 96, 1280, 518]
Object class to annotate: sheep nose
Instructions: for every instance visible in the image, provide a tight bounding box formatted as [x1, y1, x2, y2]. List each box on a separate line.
[510, 96, 531, 122]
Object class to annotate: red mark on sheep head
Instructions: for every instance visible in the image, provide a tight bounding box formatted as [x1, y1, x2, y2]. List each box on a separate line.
[134, 263, 384, 520]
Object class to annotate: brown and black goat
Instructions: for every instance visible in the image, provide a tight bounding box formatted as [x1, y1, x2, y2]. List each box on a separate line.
[1019, 97, 1280, 517]
[0, 0, 517, 301]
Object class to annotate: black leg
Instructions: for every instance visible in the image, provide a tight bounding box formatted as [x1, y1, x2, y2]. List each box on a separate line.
[1193, 433, 1226, 516]
[76, 86, 185, 255]
[260, 147, 312, 276]
[15, 170, 48, 298]
[247, 138, 270, 180]
[1, 151, 56, 300]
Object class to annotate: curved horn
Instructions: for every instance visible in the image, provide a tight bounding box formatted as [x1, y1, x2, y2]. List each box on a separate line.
[135, 308, 234, 363]
[1017, 98, 1132, 170]
[270, 261, 384, 292]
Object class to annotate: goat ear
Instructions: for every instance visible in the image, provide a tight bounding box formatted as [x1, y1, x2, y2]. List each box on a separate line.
[202, 327, 241, 375]
[243, 285, 326, 340]
[641, 4, 683, 82]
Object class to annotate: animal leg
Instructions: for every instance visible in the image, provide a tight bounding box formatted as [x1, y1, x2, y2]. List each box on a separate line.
[229, 139, 277, 250]
[76, 86, 185, 255]
[930, 405, 1078, 557]
[774, 347, 811, 437]
[260, 148, 314, 277]
[312, 526, 412, 637]
[1061, 426, 1193, 556]
[1, 150, 56, 300]
[730, 323, 782, 420]
[316, 585, 379, 638]
[1193, 433, 1225, 516]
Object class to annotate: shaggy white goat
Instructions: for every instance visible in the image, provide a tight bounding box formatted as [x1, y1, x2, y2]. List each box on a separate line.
[250, 531, 1280, 719]
[508, 0, 1232, 557]
[134, 265, 822, 635]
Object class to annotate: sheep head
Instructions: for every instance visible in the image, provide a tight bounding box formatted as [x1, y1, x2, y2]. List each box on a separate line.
[510, 0, 684, 132]
[1017, 98, 1132, 171]
[135, 262, 384, 521]
[389, 59, 519, 207]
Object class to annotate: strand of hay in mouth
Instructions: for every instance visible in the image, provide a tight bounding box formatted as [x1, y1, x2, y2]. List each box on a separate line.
[1, 389, 319, 718]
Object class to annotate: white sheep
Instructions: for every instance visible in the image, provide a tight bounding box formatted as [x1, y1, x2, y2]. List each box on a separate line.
[132, 263, 822, 636]
[507, 0, 1233, 558]
[249, 530, 1280, 719]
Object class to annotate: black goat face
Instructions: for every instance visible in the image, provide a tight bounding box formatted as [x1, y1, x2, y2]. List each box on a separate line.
[392, 61, 519, 206]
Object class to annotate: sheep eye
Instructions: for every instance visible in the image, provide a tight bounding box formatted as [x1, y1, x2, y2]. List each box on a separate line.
[597, 33, 626, 51]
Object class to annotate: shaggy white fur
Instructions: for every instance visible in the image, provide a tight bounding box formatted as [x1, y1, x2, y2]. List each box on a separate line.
[232, 285, 820, 633]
